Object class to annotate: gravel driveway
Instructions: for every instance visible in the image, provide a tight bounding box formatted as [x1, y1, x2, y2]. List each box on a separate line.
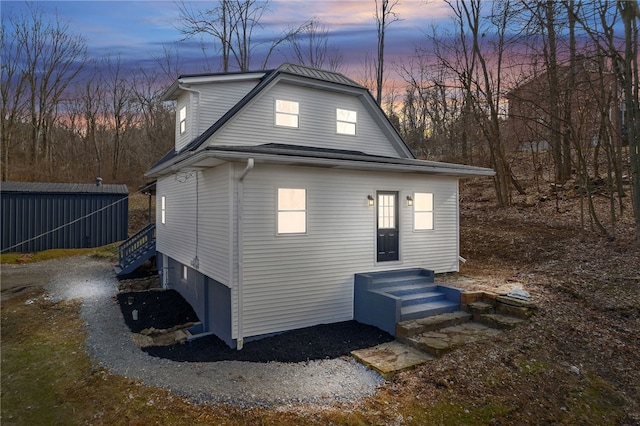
[1, 256, 384, 407]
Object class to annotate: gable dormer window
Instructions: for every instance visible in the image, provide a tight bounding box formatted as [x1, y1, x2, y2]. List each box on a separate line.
[336, 108, 357, 135]
[179, 106, 187, 134]
[275, 99, 299, 128]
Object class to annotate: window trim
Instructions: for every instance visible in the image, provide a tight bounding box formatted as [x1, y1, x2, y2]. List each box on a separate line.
[336, 108, 357, 135]
[275, 99, 299, 128]
[277, 187, 307, 235]
[413, 192, 434, 231]
[179, 106, 187, 134]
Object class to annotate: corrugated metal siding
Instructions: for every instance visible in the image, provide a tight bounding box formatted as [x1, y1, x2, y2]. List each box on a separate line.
[211, 83, 402, 158]
[238, 164, 460, 338]
[1, 187, 128, 252]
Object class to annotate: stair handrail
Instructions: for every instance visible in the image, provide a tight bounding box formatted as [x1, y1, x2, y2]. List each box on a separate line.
[118, 223, 156, 266]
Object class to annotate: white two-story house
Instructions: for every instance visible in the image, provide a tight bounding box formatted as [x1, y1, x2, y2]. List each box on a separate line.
[145, 63, 493, 348]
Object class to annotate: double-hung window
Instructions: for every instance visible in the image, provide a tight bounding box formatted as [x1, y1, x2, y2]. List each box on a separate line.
[413, 192, 434, 230]
[277, 188, 306, 234]
[275, 100, 299, 128]
[179, 106, 187, 134]
[336, 108, 357, 135]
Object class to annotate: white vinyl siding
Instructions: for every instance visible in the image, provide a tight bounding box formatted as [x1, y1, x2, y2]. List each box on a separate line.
[174, 80, 259, 152]
[210, 83, 402, 157]
[175, 98, 192, 151]
[156, 164, 232, 287]
[196, 80, 258, 134]
[237, 164, 460, 338]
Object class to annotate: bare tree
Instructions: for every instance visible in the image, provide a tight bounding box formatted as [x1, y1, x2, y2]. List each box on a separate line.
[132, 67, 175, 165]
[6, 2, 87, 173]
[177, 0, 307, 71]
[1, 20, 28, 180]
[81, 66, 107, 179]
[102, 55, 138, 179]
[396, 53, 463, 160]
[286, 19, 343, 72]
[374, 0, 401, 105]
[618, 0, 640, 246]
[153, 44, 184, 81]
[358, 51, 378, 95]
[437, 0, 522, 206]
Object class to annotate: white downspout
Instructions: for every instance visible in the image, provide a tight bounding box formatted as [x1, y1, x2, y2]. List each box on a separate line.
[236, 158, 254, 350]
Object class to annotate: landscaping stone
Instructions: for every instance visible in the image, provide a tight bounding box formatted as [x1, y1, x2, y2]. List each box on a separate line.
[351, 341, 434, 378]
[407, 323, 502, 357]
[480, 314, 526, 330]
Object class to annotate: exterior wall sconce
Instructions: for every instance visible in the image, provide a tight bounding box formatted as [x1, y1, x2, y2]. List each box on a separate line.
[406, 195, 414, 207]
[367, 195, 375, 206]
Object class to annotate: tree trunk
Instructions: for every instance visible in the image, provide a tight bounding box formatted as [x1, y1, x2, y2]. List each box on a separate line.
[619, 0, 640, 246]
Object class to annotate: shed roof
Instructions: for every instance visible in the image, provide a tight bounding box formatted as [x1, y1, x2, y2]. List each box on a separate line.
[1, 182, 128, 195]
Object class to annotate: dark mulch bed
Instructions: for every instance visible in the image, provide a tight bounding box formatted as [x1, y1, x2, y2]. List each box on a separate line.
[117, 289, 393, 363]
[117, 289, 199, 333]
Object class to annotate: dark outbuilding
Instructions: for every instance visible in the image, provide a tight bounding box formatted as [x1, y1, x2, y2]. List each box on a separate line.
[1, 181, 128, 253]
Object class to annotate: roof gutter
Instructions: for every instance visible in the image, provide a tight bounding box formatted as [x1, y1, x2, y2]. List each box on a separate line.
[156, 148, 494, 177]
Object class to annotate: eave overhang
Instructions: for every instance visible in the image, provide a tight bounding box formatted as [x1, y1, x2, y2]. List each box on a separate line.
[145, 145, 495, 178]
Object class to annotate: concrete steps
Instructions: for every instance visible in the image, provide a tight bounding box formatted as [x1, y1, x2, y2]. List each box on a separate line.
[354, 269, 462, 335]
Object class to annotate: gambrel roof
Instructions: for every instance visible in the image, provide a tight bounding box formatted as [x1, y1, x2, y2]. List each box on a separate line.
[148, 64, 494, 178]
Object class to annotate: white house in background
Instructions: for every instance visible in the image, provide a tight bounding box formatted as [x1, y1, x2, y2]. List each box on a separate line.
[145, 63, 494, 349]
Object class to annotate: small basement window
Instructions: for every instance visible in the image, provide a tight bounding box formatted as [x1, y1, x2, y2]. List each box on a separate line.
[336, 108, 357, 135]
[277, 188, 306, 234]
[275, 99, 299, 128]
[161, 195, 166, 224]
[414, 192, 434, 230]
[179, 106, 187, 134]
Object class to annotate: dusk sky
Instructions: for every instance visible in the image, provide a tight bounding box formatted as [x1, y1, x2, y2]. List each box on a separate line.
[2, 0, 454, 82]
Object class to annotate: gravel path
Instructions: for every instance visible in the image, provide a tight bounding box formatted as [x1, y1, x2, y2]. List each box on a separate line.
[3, 256, 385, 407]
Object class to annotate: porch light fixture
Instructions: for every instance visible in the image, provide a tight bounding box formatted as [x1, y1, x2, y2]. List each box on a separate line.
[367, 195, 375, 206]
[406, 195, 414, 207]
